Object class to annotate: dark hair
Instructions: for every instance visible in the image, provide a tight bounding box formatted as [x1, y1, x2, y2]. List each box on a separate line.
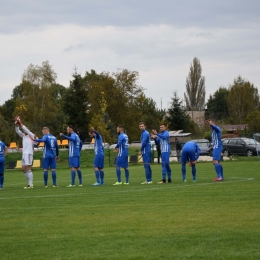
[139, 122, 145, 126]
[68, 125, 75, 131]
[118, 125, 124, 131]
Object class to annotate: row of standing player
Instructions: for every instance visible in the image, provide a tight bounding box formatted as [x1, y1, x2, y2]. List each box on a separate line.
[0, 118, 224, 190]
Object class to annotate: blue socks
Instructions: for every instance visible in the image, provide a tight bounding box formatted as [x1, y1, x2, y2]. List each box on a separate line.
[77, 170, 82, 185]
[125, 169, 129, 183]
[214, 163, 222, 178]
[43, 171, 48, 186]
[0, 175, 4, 188]
[219, 164, 224, 179]
[71, 170, 76, 185]
[166, 164, 172, 180]
[95, 170, 101, 184]
[182, 164, 186, 181]
[192, 165, 196, 181]
[100, 171, 104, 184]
[116, 168, 121, 182]
[51, 171, 56, 185]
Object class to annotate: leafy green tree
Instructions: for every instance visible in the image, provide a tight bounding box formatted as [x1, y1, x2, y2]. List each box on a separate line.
[245, 110, 260, 132]
[61, 71, 90, 135]
[227, 76, 259, 123]
[165, 91, 193, 132]
[206, 87, 229, 121]
[184, 57, 206, 111]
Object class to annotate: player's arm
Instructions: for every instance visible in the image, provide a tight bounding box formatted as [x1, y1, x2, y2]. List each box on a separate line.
[21, 125, 35, 139]
[210, 124, 221, 133]
[60, 133, 76, 141]
[34, 135, 46, 143]
[115, 135, 123, 149]
[15, 126, 24, 138]
[156, 131, 169, 140]
[94, 130, 101, 139]
[4, 145, 8, 156]
[140, 132, 149, 152]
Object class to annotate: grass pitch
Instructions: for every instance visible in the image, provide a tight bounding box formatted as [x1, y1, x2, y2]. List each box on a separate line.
[1, 161, 260, 260]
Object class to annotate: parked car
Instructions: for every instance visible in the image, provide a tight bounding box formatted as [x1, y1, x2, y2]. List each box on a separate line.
[222, 137, 260, 156]
[190, 139, 212, 156]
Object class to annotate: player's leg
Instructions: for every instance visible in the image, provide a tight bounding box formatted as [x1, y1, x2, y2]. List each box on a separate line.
[219, 163, 224, 179]
[67, 156, 78, 187]
[92, 154, 103, 185]
[0, 158, 4, 189]
[113, 156, 122, 185]
[157, 152, 167, 184]
[23, 154, 33, 189]
[164, 152, 172, 183]
[22, 155, 29, 186]
[92, 166, 101, 186]
[191, 164, 196, 182]
[212, 148, 223, 181]
[142, 152, 151, 184]
[122, 156, 129, 184]
[49, 157, 57, 187]
[181, 148, 188, 182]
[99, 154, 105, 185]
[74, 157, 82, 185]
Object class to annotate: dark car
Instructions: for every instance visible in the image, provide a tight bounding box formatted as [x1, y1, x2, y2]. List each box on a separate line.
[190, 139, 211, 156]
[222, 137, 260, 156]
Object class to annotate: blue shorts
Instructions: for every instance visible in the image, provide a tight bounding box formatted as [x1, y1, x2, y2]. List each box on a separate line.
[116, 156, 128, 168]
[69, 156, 80, 168]
[94, 153, 104, 169]
[43, 157, 56, 169]
[161, 152, 170, 164]
[142, 152, 151, 163]
[213, 147, 222, 161]
[0, 157, 4, 174]
[181, 148, 196, 163]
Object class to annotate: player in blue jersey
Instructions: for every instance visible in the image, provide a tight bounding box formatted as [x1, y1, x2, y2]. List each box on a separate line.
[0, 139, 8, 190]
[139, 122, 153, 184]
[181, 141, 200, 182]
[60, 125, 83, 187]
[88, 127, 105, 186]
[34, 127, 59, 187]
[205, 119, 224, 181]
[151, 124, 172, 184]
[113, 125, 130, 185]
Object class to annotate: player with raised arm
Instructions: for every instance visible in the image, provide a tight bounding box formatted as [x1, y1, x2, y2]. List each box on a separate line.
[34, 127, 59, 188]
[113, 125, 130, 185]
[181, 141, 200, 182]
[205, 119, 224, 181]
[139, 122, 153, 184]
[151, 124, 172, 184]
[0, 139, 8, 190]
[15, 116, 36, 189]
[60, 125, 83, 187]
[88, 127, 105, 186]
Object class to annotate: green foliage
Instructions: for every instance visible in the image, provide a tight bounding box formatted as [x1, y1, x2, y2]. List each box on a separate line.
[245, 109, 260, 132]
[206, 87, 229, 121]
[165, 91, 190, 131]
[185, 57, 206, 111]
[1, 161, 260, 259]
[61, 72, 91, 135]
[227, 76, 260, 124]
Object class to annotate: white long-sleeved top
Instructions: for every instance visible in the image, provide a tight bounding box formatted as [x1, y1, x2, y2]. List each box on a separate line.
[15, 125, 35, 155]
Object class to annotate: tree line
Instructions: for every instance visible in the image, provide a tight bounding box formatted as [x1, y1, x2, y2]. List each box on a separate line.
[0, 59, 259, 147]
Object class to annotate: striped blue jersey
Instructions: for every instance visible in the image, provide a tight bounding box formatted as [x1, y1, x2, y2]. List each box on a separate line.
[116, 132, 129, 157]
[35, 134, 59, 158]
[0, 141, 6, 158]
[140, 130, 151, 154]
[94, 130, 104, 155]
[183, 141, 201, 160]
[155, 130, 171, 153]
[210, 125, 222, 149]
[62, 133, 81, 157]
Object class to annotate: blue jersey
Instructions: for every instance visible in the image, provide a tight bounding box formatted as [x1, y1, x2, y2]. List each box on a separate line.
[155, 130, 171, 153]
[116, 132, 129, 157]
[35, 134, 59, 158]
[62, 132, 81, 157]
[140, 130, 151, 155]
[210, 125, 222, 149]
[182, 141, 201, 160]
[94, 131, 104, 155]
[0, 141, 6, 158]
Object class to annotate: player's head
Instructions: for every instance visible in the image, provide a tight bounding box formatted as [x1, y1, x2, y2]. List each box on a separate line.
[117, 125, 124, 134]
[67, 125, 75, 134]
[159, 124, 167, 132]
[42, 127, 50, 135]
[88, 128, 95, 138]
[139, 122, 146, 131]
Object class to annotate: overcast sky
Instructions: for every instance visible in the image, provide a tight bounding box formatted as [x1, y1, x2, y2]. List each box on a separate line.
[1, 0, 260, 109]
